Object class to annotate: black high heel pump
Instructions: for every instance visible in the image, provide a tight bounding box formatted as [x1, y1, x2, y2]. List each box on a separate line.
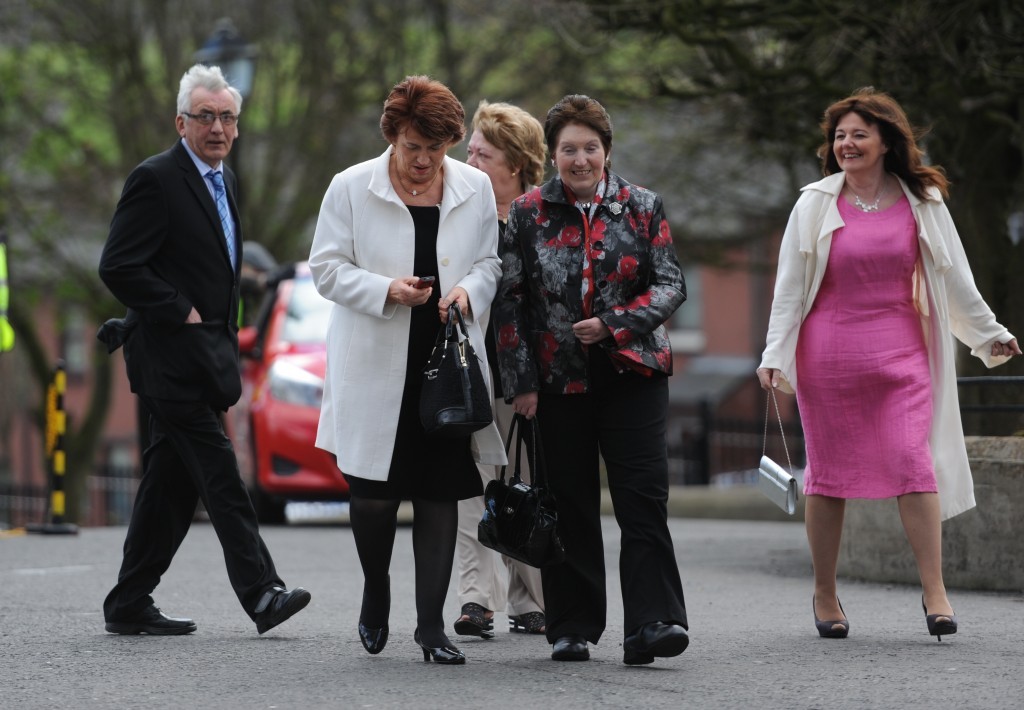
[813, 595, 850, 639]
[358, 575, 390, 654]
[414, 629, 466, 664]
[358, 622, 389, 654]
[922, 595, 958, 641]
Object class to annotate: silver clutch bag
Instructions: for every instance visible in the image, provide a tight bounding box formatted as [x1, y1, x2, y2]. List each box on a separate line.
[758, 454, 797, 515]
[758, 388, 799, 515]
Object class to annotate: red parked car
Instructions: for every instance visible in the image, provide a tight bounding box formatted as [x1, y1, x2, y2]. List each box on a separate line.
[231, 262, 347, 523]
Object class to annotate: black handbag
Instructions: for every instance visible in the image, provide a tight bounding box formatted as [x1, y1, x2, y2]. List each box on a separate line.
[419, 304, 493, 437]
[478, 413, 565, 568]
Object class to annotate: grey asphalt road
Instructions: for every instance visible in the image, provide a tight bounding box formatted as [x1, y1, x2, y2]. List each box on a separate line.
[2, 517, 1021, 710]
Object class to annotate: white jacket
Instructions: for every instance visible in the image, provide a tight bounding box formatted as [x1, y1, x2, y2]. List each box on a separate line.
[309, 148, 506, 481]
[759, 172, 1014, 519]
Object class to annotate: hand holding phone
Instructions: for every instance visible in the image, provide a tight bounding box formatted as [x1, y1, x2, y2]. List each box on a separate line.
[413, 276, 436, 289]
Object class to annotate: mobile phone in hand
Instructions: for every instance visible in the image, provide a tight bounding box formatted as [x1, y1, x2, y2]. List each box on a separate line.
[413, 276, 436, 289]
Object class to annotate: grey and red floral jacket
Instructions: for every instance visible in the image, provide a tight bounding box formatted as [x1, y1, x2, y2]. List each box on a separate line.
[493, 171, 686, 398]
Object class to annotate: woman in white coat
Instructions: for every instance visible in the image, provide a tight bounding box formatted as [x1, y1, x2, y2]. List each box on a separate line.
[309, 76, 505, 665]
[758, 87, 1019, 641]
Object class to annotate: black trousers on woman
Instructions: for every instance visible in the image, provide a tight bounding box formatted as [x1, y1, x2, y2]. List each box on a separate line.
[537, 349, 687, 645]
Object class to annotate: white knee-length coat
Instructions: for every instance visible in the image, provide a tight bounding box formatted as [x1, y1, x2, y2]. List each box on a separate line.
[309, 148, 506, 481]
[759, 173, 1015, 520]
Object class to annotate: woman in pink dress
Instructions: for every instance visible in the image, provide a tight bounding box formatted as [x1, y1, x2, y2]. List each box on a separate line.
[757, 88, 1020, 641]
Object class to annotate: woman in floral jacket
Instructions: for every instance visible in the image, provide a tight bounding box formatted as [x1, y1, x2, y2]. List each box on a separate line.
[492, 94, 689, 666]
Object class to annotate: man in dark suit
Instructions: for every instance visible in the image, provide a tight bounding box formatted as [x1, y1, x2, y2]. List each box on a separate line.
[98, 64, 310, 636]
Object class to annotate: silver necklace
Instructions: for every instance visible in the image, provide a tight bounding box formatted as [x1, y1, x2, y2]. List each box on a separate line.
[392, 152, 440, 196]
[396, 169, 439, 196]
[850, 181, 886, 212]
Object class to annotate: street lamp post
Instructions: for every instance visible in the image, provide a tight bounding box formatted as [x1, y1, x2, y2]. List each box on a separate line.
[194, 18, 258, 100]
[193, 18, 258, 206]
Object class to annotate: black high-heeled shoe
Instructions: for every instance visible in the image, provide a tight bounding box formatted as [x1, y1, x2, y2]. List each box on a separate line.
[812, 594, 850, 639]
[358, 575, 390, 654]
[922, 595, 958, 642]
[358, 622, 389, 654]
[414, 628, 466, 664]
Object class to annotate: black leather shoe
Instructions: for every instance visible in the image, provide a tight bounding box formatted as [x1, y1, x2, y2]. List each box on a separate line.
[623, 621, 689, 665]
[551, 634, 589, 661]
[254, 586, 311, 635]
[105, 604, 196, 635]
[359, 622, 389, 654]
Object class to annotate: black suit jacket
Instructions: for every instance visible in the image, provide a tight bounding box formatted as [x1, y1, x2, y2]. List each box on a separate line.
[99, 140, 243, 410]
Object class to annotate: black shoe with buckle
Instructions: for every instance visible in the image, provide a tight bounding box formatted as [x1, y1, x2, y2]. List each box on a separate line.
[254, 586, 311, 635]
[622, 621, 689, 665]
[105, 604, 197, 636]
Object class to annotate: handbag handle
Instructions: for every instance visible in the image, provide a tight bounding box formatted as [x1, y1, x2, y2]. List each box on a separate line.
[444, 303, 470, 342]
[426, 304, 474, 370]
[762, 388, 793, 473]
[500, 413, 548, 490]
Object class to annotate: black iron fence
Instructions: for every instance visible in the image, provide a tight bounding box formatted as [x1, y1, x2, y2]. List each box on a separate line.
[666, 401, 806, 487]
[956, 376, 1024, 412]
[0, 483, 50, 530]
[664, 376, 1024, 487]
[0, 475, 138, 530]
[1, 437, 138, 530]
[5, 378, 1017, 526]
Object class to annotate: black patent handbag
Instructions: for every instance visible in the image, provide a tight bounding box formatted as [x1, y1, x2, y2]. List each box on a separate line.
[478, 413, 565, 568]
[419, 304, 493, 437]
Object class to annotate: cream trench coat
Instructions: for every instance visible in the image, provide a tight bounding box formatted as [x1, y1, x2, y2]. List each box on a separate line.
[309, 148, 507, 481]
[759, 172, 1015, 520]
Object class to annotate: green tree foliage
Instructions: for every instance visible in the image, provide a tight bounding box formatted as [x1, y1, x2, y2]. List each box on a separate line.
[578, 0, 1024, 428]
[0, 0, 636, 520]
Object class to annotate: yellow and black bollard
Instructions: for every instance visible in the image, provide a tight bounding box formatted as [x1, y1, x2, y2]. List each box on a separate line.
[27, 361, 79, 535]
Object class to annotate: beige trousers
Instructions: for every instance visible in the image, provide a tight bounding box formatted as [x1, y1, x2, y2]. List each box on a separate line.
[456, 398, 544, 617]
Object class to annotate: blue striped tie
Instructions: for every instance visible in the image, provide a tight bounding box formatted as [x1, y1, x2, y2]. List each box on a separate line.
[206, 170, 236, 268]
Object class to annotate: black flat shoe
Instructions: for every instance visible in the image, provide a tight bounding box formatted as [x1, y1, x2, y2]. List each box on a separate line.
[358, 622, 389, 654]
[105, 604, 197, 635]
[254, 586, 311, 635]
[813, 594, 849, 639]
[453, 602, 494, 639]
[623, 621, 689, 665]
[551, 634, 589, 661]
[414, 629, 465, 664]
[922, 595, 958, 642]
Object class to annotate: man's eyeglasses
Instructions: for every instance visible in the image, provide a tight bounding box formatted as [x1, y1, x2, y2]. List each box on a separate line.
[181, 111, 239, 126]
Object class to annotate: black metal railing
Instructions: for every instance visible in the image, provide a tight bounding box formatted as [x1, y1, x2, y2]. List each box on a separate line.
[0, 483, 50, 530]
[1, 476, 137, 530]
[957, 376, 1024, 412]
[666, 402, 805, 487]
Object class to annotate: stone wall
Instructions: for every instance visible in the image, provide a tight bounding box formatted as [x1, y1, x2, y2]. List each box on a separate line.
[838, 436, 1024, 592]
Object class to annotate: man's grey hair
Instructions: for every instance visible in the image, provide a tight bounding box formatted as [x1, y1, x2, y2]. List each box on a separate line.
[176, 63, 243, 115]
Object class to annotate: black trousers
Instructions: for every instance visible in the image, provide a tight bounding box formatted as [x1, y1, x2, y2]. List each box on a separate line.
[103, 395, 282, 622]
[537, 349, 687, 645]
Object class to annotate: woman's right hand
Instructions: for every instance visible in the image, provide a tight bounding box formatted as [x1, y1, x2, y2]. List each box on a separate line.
[512, 392, 538, 419]
[386, 278, 433, 307]
[991, 338, 1021, 358]
[756, 367, 779, 391]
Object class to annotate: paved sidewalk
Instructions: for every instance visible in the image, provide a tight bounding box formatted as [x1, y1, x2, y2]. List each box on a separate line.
[2, 517, 1021, 709]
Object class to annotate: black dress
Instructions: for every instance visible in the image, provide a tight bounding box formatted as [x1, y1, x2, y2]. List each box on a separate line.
[343, 205, 482, 501]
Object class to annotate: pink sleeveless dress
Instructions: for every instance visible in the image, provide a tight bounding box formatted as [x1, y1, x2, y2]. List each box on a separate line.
[796, 195, 936, 499]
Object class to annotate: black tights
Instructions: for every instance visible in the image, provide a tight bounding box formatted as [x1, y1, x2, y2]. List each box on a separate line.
[350, 495, 458, 648]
